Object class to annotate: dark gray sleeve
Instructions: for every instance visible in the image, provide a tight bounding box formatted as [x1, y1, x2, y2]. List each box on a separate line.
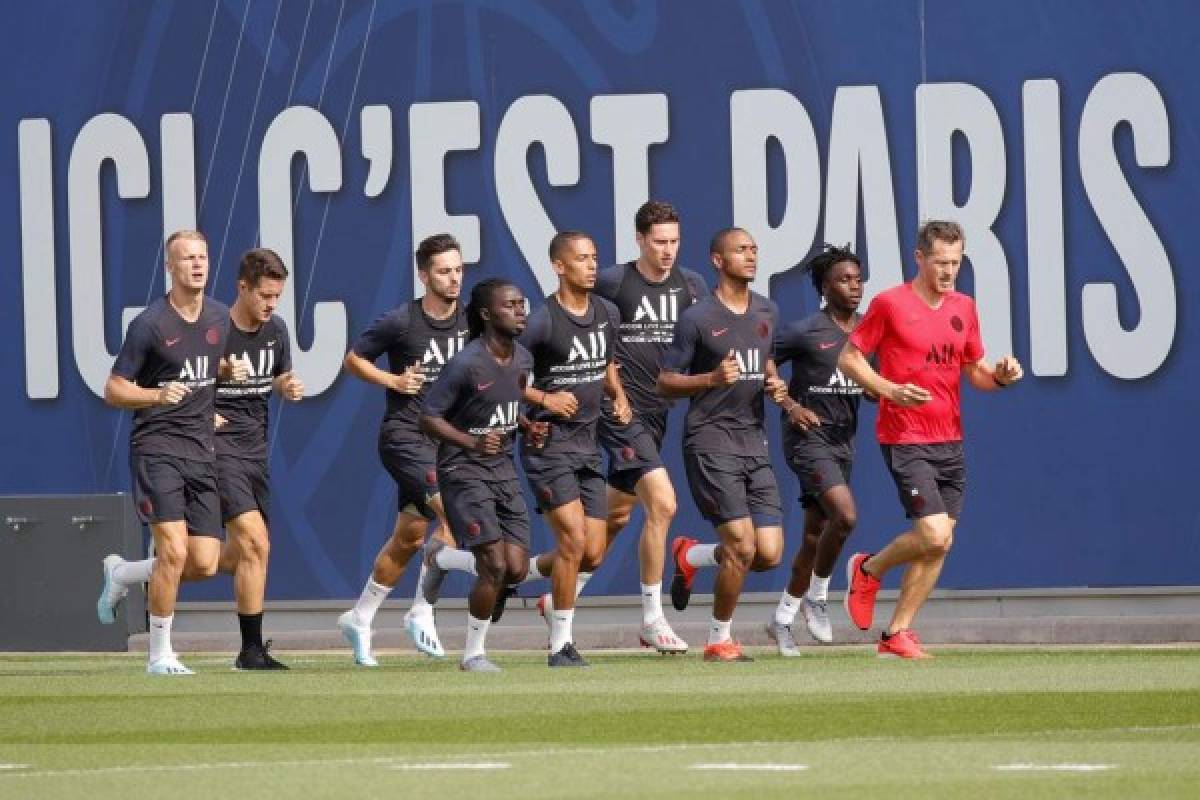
[660, 307, 700, 375]
[517, 306, 552, 355]
[422, 351, 465, 418]
[683, 268, 711, 301]
[773, 319, 809, 365]
[767, 300, 781, 359]
[593, 265, 623, 301]
[352, 305, 409, 361]
[274, 315, 293, 375]
[111, 316, 151, 381]
[597, 297, 621, 364]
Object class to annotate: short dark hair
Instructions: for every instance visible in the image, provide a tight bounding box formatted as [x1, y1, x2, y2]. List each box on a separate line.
[803, 243, 861, 295]
[916, 220, 965, 254]
[415, 233, 461, 272]
[466, 278, 516, 340]
[548, 230, 592, 263]
[708, 226, 748, 255]
[635, 200, 680, 234]
[237, 248, 288, 287]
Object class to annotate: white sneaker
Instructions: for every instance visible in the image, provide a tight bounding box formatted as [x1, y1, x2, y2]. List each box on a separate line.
[459, 655, 501, 673]
[639, 617, 689, 654]
[337, 610, 378, 667]
[404, 610, 445, 658]
[765, 620, 801, 657]
[97, 554, 128, 625]
[147, 655, 194, 675]
[802, 596, 833, 643]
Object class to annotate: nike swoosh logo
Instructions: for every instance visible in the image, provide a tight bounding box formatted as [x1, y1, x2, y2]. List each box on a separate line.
[266, 341, 276, 347]
[476, 381, 494, 391]
[165, 337, 181, 347]
[668, 288, 683, 294]
[712, 328, 728, 337]
[818, 342, 839, 350]
[598, 323, 608, 329]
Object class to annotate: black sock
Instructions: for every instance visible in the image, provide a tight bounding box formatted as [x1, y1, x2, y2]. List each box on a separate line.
[238, 612, 264, 650]
[881, 630, 892, 641]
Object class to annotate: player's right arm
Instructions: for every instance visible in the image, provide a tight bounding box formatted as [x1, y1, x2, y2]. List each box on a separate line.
[838, 342, 929, 407]
[105, 316, 188, 409]
[344, 308, 424, 394]
[656, 312, 738, 397]
[103, 374, 188, 409]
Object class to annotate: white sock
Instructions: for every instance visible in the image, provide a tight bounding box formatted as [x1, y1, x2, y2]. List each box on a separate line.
[409, 564, 433, 618]
[707, 617, 732, 646]
[775, 592, 801, 626]
[526, 556, 546, 581]
[351, 579, 391, 627]
[463, 614, 491, 661]
[807, 573, 831, 603]
[575, 572, 592, 599]
[148, 614, 173, 663]
[436, 547, 478, 576]
[114, 557, 155, 587]
[686, 543, 719, 569]
[549, 609, 574, 653]
[640, 582, 663, 625]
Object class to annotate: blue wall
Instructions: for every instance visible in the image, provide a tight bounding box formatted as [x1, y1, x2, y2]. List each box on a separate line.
[1, 1, 1197, 601]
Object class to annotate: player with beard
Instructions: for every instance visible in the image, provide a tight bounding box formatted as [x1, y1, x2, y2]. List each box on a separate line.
[767, 245, 865, 654]
[337, 234, 469, 665]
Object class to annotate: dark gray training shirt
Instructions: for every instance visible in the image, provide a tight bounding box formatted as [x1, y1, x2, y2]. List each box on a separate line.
[519, 294, 619, 457]
[661, 292, 778, 457]
[215, 314, 292, 461]
[351, 299, 469, 450]
[593, 261, 709, 417]
[422, 337, 534, 482]
[773, 309, 864, 459]
[111, 296, 231, 462]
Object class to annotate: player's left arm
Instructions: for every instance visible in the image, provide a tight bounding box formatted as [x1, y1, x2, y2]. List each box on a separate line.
[270, 318, 303, 401]
[963, 355, 1024, 391]
[604, 361, 632, 424]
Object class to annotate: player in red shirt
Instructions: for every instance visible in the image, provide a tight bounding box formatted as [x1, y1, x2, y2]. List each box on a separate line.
[838, 220, 1023, 659]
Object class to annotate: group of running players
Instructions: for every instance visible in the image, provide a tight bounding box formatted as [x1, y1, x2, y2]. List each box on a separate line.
[95, 201, 1023, 674]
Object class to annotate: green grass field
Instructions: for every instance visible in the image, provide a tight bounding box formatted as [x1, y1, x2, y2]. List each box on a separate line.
[1, 646, 1198, 799]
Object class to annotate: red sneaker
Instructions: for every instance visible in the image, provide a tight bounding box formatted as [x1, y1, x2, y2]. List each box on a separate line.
[844, 552, 881, 630]
[876, 629, 931, 660]
[669, 537, 699, 611]
[703, 639, 753, 662]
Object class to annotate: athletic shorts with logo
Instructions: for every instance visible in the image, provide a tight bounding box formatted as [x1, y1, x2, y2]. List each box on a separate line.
[216, 455, 270, 524]
[440, 475, 530, 549]
[379, 435, 439, 519]
[881, 442, 966, 519]
[684, 452, 782, 528]
[786, 437, 854, 510]
[521, 450, 606, 520]
[599, 409, 666, 494]
[131, 453, 222, 537]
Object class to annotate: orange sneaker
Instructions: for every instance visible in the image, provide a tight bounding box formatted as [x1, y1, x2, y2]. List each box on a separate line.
[844, 553, 881, 630]
[669, 537, 699, 611]
[876, 629, 931, 660]
[703, 638, 754, 662]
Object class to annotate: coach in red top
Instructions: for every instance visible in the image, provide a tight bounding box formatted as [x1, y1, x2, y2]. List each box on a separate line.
[837, 220, 1024, 659]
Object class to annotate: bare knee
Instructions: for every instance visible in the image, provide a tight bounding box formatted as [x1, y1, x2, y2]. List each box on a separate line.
[156, 539, 188, 575]
[475, 549, 507, 588]
[917, 527, 953, 559]
[753, 541, 783, 571]
[645, 492, 677, 524]
[724, 537, 757, 572]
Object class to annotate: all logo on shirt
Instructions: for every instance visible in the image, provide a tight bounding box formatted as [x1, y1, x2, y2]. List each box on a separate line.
[925, 343, 958, 367]
[423, 332, 468, 367]
[567, 332, 607, 362]
[632, 293, 679, 323]
[733, 348, 764, 379]
[177, 356, 211, 383]
[487, 401, 520, 429]
[229, 348, 275, 379]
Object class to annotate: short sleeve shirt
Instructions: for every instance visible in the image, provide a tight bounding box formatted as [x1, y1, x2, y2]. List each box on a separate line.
[421, 338, 534, 481]
[215, 314, 292, 460]
[660, 292, 778, 457]
[111, 296, 230, 462]
[849, 283, 984, 444]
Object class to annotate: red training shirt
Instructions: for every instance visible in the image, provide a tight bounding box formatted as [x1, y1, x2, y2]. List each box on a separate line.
[849, 282, 984, 444]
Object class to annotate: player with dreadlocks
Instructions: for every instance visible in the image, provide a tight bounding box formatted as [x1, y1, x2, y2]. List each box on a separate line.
[765, 244, 866, 654]
[418, 278, 539, 672]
